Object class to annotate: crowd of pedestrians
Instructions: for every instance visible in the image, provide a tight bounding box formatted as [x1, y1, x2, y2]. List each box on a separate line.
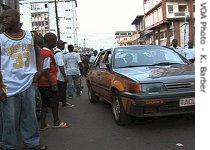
[169, 39, 195, 63]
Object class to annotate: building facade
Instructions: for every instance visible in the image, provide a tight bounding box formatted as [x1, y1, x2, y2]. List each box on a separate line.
[19, 0, 78, 46]
[144, 0, 195, 47]
[130, 15, 145, 45]
[115, 31, 134, 46]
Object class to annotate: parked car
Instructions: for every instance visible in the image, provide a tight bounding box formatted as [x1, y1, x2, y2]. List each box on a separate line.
[86, 45, 195, 126]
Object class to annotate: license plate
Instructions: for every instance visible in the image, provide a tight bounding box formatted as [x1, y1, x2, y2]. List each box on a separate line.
[179, 97, 195, 107]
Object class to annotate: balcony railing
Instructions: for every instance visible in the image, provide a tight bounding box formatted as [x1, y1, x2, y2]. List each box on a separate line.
[167, 11, 190, 19]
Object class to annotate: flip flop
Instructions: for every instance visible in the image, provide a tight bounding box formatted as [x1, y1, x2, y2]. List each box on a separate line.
[52, 122, 69, 128]
[39, 124, 51, 131]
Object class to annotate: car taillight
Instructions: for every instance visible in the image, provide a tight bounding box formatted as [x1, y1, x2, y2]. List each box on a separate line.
[129, 82, 141, 93]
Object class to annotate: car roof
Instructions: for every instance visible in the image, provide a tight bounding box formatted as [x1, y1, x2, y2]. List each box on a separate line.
[114, 45, 166, 49]
[100, 45, 171, 53]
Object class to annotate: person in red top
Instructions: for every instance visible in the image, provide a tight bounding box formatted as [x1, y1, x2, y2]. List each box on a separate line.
[38, 32, 69, 130]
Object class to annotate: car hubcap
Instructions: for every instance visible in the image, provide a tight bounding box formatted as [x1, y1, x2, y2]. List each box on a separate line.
[113, 96, 121, 120]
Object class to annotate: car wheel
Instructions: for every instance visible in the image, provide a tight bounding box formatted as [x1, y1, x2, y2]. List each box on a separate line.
[88, 85, 99, 103]
[112, 91, 131, 126]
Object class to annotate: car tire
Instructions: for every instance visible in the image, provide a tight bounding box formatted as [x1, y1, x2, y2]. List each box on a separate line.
[88, 85, 99, 103]
[112, 91, 131, 126]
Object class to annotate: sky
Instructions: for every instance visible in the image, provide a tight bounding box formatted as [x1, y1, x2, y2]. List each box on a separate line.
[76, 0, 144, 50]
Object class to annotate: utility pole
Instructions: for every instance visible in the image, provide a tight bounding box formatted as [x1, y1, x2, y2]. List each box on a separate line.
[82, 38, 87, 52]
[184, 9, 188, 48]
[54, 0, 60, 40]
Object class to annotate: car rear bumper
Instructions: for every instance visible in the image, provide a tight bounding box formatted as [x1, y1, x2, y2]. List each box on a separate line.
[121, 90, 195, 117]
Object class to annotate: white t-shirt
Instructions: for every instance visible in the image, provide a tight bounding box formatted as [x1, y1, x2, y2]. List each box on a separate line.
[62, 48, 69, 55]
[0, 30, 37, 96]
[89, 55, 96, 64]
[183, 48, 195, 60]
[54, 48, 65, 81]
[64, 52, 82, 75]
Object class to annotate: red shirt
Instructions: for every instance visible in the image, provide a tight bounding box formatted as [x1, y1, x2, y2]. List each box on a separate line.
[38, 47, 57, 87]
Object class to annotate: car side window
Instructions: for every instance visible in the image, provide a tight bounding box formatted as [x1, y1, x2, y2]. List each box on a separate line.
[95, 52, 105, 67]
[102, 51, 112, 64]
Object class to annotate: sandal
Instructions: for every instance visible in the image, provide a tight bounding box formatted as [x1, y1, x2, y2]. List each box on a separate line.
[39, 124, 51, 131]
[52, 122, 69, 128]
[39, 145, 47, 150]
[62, 102, 75, 108]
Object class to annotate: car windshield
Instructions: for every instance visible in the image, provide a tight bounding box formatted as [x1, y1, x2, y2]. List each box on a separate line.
[113, 46, 187, 69]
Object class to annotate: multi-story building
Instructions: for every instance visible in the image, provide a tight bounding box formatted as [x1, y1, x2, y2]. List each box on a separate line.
[130, 15, 145, 45]
[144, 0, 195, 47]
[19, 0, 78, 46]
[115, 31, 134, 46]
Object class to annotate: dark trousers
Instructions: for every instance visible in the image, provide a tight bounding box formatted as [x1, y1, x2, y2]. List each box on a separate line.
[57, 81, 67, 104]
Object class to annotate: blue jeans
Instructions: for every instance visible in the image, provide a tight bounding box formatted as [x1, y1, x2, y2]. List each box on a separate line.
[67, 75, 81, 97]
[1, 85, 40, 149]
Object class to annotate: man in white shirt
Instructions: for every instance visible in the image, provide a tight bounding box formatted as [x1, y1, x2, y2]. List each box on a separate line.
[170, 39, 186, 57]
[184, 40, 195, 63]
[54, 40, 74, 107]
[0, 9, 46, 150]
[89, 50, 98, 64]
[64, 44, 83, 98]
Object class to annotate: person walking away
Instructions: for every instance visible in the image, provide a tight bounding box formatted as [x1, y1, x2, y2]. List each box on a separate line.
[184, 40, 195, 63]
[0, 9, 47, 150]
[64, 44, 83, 98]
[54, 40, 74, 107]
[37, 33, 69, 131]
[170, 39, 186, 57]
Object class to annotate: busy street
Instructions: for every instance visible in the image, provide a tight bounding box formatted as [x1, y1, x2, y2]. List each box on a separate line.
[38, 78, 195, 150]
[0, 0, 197, 150]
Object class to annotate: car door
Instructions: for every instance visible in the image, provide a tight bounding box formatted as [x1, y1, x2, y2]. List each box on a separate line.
[88, 52, 106, 96]
[97, 50, 113, 102]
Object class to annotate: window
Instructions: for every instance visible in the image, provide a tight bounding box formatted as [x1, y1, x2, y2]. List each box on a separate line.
[65, 9, 70, 11]
[168, 5, 173, 14]
[102, 51, 112, 65]
[169, 29, 173, 37]
[45, 4, 48, 8]
[67, 36, 72, 38]
[66, 18, 71, 20]
[160, 32, 164, 39]
[96, 52, 106, 67]
[178, 5, 187, 12]
[66, 27, 71, 29]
